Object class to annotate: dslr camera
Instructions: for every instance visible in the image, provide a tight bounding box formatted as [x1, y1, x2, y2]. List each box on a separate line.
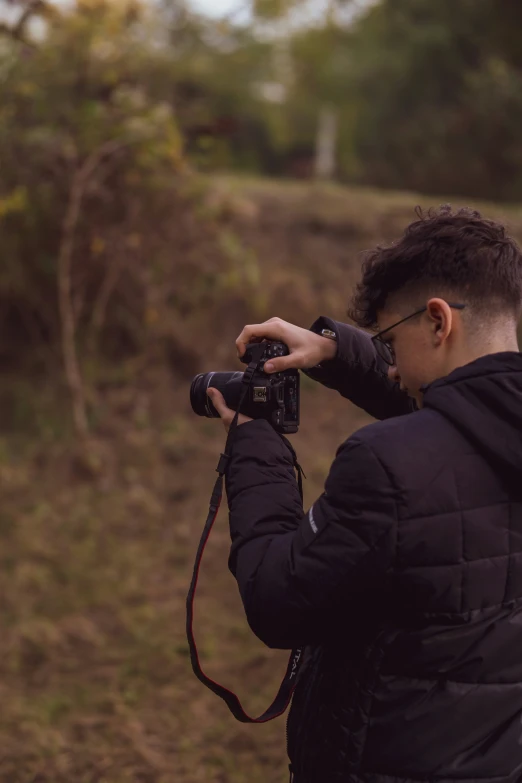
[190, 341, 300, 434]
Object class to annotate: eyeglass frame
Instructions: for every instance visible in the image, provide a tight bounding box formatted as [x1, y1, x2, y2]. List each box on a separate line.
[371, 303, 467, 366]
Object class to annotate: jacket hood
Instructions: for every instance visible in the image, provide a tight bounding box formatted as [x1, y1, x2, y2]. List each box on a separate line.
[423, 352, 522, 482]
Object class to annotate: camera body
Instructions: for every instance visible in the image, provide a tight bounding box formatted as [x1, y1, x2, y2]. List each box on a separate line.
[190, 341, 300, 434]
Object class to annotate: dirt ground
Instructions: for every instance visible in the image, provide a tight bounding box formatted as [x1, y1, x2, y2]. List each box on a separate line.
[3, 177, 522, 782]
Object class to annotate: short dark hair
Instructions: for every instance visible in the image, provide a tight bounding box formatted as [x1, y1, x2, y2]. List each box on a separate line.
[348, 205, 522, 329]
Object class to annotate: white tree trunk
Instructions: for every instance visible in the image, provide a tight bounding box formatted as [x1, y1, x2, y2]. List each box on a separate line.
[315, 105, 338, 180]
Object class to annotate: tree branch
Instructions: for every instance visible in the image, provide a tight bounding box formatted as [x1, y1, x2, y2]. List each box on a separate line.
[57, 141, 128, 440]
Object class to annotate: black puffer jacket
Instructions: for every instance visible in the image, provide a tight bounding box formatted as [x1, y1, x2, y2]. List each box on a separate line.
[225, 316, 522, 783]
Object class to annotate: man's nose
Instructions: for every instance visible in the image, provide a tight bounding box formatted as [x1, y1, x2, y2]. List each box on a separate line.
[388, 365, 400, 384]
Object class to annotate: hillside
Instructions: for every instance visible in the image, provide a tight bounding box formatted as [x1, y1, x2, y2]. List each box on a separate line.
[3, 177, 522, 783]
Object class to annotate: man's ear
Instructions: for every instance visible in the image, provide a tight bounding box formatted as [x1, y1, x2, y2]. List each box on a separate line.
[426, 298, 453, 345]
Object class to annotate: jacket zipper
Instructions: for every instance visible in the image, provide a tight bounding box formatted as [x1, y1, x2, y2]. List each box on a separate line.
[286, 646, 322, 776]
[344, 623, 392, 776]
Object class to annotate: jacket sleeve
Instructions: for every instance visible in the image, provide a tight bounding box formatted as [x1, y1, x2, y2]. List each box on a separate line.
[303, 315, 417, 420]
[226, 418, 397, 650]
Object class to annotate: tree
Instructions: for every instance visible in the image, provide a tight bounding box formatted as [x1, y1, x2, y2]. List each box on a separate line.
[347, 0, 522, 200]
[0, 0, 183, 437]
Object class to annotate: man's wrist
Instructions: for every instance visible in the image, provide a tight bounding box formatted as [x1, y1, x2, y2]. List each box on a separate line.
[320, 330, 338, 361]
[313, 329, 338, 368]
[303, 318, 340, 373]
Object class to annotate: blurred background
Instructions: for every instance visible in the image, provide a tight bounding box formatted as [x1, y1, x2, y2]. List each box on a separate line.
[1, 0, 522, 780]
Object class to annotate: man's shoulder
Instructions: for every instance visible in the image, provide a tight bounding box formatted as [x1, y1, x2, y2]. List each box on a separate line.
[352, 408, 455, 464]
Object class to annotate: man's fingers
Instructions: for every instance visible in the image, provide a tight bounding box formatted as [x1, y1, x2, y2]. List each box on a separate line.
[264, 354, 300, 373]
[207, 388, 227, 415]
[236, 321, 284, 357]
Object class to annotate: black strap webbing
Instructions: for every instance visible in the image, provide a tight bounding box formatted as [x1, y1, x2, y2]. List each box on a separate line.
[185, 354, 306, 722]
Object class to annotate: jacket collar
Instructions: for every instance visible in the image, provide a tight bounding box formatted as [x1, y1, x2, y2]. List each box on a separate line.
[420, 352, 522, 395]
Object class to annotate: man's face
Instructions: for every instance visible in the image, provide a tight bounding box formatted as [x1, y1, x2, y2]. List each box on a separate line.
[376, 299, 455, 407]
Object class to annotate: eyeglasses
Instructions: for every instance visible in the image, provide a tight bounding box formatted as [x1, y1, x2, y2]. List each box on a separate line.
[371, 303, 467, 366]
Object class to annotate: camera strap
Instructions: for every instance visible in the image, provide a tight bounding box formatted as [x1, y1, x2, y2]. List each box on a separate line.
[186, 352, 306, 723]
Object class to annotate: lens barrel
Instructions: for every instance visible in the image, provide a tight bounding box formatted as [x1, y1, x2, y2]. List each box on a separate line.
[190, 373, 216, 417]
[190, 371, 244, 418]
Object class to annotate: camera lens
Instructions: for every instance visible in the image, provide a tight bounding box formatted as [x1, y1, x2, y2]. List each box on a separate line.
[190, 374, 214, 417]
[190, 372, 244, 418]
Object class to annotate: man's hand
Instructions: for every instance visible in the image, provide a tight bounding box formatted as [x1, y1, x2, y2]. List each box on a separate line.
[236, 317, 337, 373]
[207, 388, 253, 434]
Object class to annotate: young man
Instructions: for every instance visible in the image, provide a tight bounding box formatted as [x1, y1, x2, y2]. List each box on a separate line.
[208, 206, 522, 783]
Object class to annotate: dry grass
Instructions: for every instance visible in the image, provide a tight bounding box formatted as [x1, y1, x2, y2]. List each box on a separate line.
[3, 176, 522, 781]
[0, 384, 369, 783]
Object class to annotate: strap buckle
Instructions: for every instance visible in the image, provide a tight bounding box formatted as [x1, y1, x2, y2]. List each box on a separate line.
[216, 452, 230, 475]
